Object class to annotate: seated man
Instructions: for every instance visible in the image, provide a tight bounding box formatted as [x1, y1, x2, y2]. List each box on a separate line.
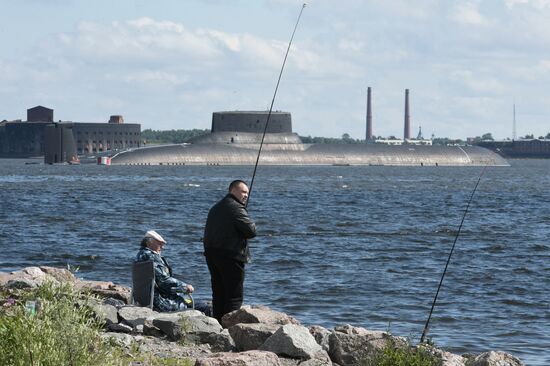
[135, 230, 211, 315]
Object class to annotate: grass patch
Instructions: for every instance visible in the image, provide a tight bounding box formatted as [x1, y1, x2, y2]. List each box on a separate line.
[0, 282, 193, 366]
[361, 338, 440, 366]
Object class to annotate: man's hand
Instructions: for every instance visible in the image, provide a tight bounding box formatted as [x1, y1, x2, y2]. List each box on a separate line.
[185, 284, 195, 293]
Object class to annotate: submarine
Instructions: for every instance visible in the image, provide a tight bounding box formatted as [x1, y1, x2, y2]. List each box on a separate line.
[110, 89, 508, 167]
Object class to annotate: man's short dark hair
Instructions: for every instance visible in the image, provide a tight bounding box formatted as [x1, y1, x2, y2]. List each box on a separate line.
[228, 179, 248, 192]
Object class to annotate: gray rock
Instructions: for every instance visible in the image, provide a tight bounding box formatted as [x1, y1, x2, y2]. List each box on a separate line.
[152, 313, 185, 340]
[143, 312, 178, 337]
[92, 303, 119, 326]
[416, 345, 465, 366]
[467, 351, 524, 366]
[309, 325, 331, 352]
[143, 320, 165, 337]
[278, 359, 300, 366]
[229, 323, 281, 351]
[1, 266, 76, 290]
[206, 328, 236, 352]
[260, 324, 323, 360]
[6, 278, 39, 289]
[328, 324, 402, 366]
[108, 322, 133, 333]
[195, 350, 282, 366]
[75, 280, 131, 303]
[298, 350, 332, 365]
[118, 305, 157, 327]
[38, 266, 76, 283]
[153, 311, 223, 344]
[222, 305, 301, 328]
[15, 266, 46, 278]
[101, 331, 135, 347]
[5, 267, 53, 288]
[103, 297, 125, 308]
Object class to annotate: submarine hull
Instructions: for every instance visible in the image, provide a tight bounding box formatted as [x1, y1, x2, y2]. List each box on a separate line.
[111, 143, 509, 166]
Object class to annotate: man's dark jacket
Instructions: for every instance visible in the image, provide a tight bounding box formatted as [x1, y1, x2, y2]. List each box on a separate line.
[203, 194, 257, 263]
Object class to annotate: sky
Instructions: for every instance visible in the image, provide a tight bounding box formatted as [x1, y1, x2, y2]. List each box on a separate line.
[1, 0, 549, 140]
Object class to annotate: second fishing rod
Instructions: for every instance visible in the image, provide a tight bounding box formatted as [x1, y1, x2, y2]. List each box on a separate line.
[246, 3, 306, 208]
[420, 164, 488, 343]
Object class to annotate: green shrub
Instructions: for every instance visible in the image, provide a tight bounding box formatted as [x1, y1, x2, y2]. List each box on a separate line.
[0, 282, 111, 366]
[361, 338, 440, 366]
[0, 282, 196, 366]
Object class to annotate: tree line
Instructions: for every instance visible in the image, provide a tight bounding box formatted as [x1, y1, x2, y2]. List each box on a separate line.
[141, 129, 210, 144]
[141, 129, 550, 145]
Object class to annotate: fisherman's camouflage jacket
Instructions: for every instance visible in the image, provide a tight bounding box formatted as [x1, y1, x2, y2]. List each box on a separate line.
[135, 247, 188, 312]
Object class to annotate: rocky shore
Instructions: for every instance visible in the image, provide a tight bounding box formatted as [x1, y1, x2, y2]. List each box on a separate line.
[0, 266, 525, 366]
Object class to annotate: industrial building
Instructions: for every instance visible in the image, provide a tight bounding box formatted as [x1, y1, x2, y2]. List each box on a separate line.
[0, 106, 141, 159]
[477, 139, 550, 158]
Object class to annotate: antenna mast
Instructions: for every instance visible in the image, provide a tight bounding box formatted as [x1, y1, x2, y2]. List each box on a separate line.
[513, 99, 517, 140]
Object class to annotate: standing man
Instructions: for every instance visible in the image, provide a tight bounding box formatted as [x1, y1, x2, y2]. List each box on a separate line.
[203, 180, 257, 323]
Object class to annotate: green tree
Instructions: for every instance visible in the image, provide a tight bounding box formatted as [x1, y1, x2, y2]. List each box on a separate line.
[298, 134, 362, 144]
[141, 129, 210, 144]
[481, 132, 494, 141]
[546, 132, 550, 139]
[432, 137, 464, 146]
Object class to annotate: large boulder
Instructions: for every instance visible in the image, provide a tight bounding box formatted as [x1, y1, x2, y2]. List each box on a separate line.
[207, 329, 236, 352]
[328, 324, 404, 366]
[39, 266, 77, 283]
[101, 332, 135, 347]
[228, 323, 281, 351]
[153, 312, 197, 341]
[107, 322, 133, 333]
[259, 324, 324, 360]
[118, 305, 157, 327]
[467, 351, 524, 366]
[152, 310, 232, 351]
[92, 303, 119, 326]
[1, 266, 76, 289]
[5, 278, 40, 289]
[75, 280, 131, 303]
[222, 305, 301, 328]
[309, 325, 331, 352]
[422, 345, 466, 366]
[195, 350, 282, 366]
[298, 350, 332, 366]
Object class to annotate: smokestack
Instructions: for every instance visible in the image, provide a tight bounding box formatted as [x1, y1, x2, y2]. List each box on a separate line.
[404, 89, 411, 140]
[366, 87, 372, 141]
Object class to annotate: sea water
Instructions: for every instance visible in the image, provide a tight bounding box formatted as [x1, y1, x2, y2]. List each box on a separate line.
[0, 159, 548, 365]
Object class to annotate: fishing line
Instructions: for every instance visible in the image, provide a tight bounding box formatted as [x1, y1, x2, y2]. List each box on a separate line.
[420, 164, 488, 344]
[195, 229, 470, 243]
[256, 230, 467, 238]
[246, 3, 307, 208]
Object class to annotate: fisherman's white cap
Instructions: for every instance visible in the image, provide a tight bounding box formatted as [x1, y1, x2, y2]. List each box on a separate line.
[144, 230, 166, 243]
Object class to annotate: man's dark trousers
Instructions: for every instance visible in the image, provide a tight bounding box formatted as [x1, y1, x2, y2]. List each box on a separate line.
[205, 254, 245, 323]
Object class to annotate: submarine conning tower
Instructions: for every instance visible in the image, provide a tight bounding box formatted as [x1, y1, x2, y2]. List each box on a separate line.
[193, 111, 302, 145]
[212, 111, 292, 133]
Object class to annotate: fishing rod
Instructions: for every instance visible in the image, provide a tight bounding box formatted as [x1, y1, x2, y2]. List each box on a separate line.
[246, 3, 307, 208]
[419, 165, 488, 344]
